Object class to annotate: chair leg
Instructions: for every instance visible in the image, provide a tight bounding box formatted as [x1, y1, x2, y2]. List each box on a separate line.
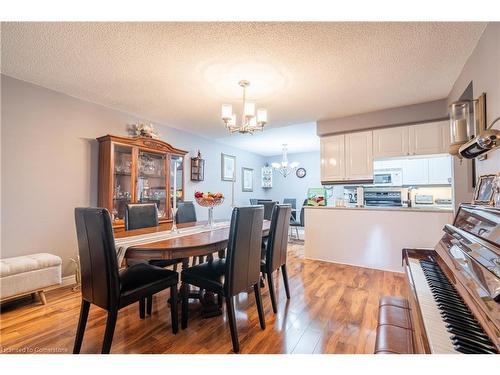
[146, 295, 153, 315]
[38, 290, 47, 305]
[139, 298, 145, 319]
[253, 284, 266, 330]
[281, 265, 291, 299]
[225, 296, 240, 353]
[181, 283, 189, 329]
[73, 300, 90, 354]
[267, 271, 278, 314]
[101, 309, 118, 354]
[295, 227, 299, 239]
[259, 271, 266, 288]
[170, 285, 179, 334]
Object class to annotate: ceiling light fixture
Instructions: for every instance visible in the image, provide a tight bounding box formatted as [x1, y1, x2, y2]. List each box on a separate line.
[272, 144, 299, 177]
[221, 80, 267, 134]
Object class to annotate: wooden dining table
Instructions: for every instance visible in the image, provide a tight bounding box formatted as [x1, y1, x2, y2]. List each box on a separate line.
[114, 220, 271, 317]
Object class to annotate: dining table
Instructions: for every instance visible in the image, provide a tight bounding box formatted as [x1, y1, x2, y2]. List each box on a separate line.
[114, 219, 271, 318]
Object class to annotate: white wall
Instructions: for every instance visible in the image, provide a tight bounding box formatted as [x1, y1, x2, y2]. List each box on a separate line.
[263, 151, 321, 206]
[1, 75, 266, 276]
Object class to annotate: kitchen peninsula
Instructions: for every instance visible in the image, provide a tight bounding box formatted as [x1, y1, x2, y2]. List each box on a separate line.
[304, 205, 453, 272]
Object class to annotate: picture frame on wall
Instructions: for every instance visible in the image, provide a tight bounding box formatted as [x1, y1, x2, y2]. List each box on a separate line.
[242, 167, 253, 192]
[221, 153, 236, 181]
[472, 174, 497, 205]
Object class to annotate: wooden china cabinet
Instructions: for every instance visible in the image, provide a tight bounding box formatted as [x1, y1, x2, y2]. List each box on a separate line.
[97, 135, 187, 229]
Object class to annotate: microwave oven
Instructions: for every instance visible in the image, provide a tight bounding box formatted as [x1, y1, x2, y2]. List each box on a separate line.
[373, 169, 403, 186]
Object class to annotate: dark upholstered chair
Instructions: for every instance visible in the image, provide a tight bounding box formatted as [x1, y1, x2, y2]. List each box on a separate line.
[180, 206, 266, 353]
[175, 201, 197, 224]
[290, 199, 306, 239]
[124, 203, 183, 316]
[258, 200, 277, 220]
[250, 198, 271, 205]
[73, 208, 178, 354]
[283, 198, 297, 221]
[261, 204, 292, 313]
[124, 203, 158, 230]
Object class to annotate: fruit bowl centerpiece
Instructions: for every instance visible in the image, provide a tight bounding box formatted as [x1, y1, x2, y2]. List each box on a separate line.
[194, 191, 224, 229]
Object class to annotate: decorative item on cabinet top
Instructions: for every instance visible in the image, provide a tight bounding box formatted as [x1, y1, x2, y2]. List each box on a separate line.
[128, 122, 160, 139]
[190, 150, 205, 181]
[96, 134, 187, 229]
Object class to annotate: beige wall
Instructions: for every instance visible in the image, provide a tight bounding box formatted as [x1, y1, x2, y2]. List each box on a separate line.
[448, 22, 500, 179]
[1, 75, 266, 277]
[316, 99, 448, 136]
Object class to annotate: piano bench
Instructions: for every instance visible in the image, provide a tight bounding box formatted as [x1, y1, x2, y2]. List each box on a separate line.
[375, 296, 414, 354]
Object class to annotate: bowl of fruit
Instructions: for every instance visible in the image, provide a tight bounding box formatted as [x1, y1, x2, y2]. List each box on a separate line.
[194, 191, 224, 207]
[194, 191, 224, 229]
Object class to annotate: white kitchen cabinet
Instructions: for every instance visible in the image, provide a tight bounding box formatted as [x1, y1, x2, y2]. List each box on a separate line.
[428, 155, 452, 185]
[320, 134, 345, 182]
[345, 131, 373, 180]
[402, 158, 429, 185]
[373, 126, 409, 158]
[408, 121, 449, 156]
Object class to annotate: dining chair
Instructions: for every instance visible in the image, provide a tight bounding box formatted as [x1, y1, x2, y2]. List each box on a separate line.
[124, 203, 159, 230]
[261, 204, 292, 313]
[258, 200, 278, 220]
[180, 206, 266, 353]
[125, 203, 183, 316]
[283, 198, 297, 222]
[175, 201, 197, 223]
[73, 208, 179, 354]
[289, 199, 307, 239]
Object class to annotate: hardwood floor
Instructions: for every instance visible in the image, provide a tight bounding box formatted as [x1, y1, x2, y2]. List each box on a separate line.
[0, 242, 407, 354]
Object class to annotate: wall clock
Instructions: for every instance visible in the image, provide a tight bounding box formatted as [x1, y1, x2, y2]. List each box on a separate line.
[296, 167, 307, 178]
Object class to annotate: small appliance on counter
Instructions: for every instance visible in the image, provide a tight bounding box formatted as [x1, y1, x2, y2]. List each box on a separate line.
[415, 194, 434, 205]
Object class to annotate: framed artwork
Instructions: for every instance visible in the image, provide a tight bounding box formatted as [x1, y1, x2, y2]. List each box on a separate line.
[221, 153, 236, 181]
[472, 174, 497, 205]
[242, 167, 254, 192]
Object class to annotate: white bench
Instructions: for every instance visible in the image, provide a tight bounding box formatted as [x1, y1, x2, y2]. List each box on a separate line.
[0, 253, 62, 305]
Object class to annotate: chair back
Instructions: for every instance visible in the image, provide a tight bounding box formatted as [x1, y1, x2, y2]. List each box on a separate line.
[176, 201, 197, 224]
[249, 199, 258, 205]
[74, 208, 120, 310]
[283, 198, 297, 221]
[224, 206, 264, 296]
[265, 204, 292, 272]
[299, 199, 307, 226]
[124, 203, 158, 230]
[260, 201, 277, 220]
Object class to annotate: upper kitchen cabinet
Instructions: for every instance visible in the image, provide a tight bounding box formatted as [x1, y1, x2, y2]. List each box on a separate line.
[428, 155, 452, 185]
[321, 134, 345, 182]
[408, 121, 450, 156]
[345, 131, 373, 181]
[373, 126, 409, 158]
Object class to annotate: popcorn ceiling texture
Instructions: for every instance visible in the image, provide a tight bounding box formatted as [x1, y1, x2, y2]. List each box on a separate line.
[0, 22, 486, 136]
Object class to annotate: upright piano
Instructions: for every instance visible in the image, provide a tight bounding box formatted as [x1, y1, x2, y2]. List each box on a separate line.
[380, 204, 500, 354]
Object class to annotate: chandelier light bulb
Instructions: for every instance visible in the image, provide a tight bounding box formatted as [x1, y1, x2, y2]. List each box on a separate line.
[221, 104, 232, 121]
[244, 102, 255, 118]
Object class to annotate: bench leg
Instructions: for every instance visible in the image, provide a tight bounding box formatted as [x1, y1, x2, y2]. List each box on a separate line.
[38, 290, 47, 305]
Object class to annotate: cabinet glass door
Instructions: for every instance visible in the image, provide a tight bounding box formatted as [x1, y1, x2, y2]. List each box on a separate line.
[170, 155, 184, 211]
[112, 145, 133, 221]
[137, 151, 167, 219]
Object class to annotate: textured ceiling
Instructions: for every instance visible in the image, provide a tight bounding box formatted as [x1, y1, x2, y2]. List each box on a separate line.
[0, 22, 486, 139]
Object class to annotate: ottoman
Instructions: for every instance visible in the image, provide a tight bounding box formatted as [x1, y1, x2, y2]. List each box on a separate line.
[0, 253, 62, 305]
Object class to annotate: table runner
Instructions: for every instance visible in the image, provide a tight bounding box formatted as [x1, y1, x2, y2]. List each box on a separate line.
[114, 221, 231, 265]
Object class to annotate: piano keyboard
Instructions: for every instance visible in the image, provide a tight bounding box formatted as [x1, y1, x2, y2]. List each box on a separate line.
[408, 258, 498, 354]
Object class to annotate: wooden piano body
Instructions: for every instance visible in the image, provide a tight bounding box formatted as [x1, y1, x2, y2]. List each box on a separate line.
[400, 205, 500, 354]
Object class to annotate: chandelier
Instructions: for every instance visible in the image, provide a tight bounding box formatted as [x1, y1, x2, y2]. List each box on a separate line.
[221, 80, 267, 134]
[272, 144, 299, 177]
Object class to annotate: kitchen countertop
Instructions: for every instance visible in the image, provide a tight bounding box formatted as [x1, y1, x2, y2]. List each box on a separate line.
[304, 205, 454, 213]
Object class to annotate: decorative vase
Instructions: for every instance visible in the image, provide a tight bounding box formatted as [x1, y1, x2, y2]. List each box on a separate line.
[195, 197, 225, 229]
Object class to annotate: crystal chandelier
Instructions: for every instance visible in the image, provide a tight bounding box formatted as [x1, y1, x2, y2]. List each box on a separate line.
[272, 144, 299, 177]
[221, 80, 267, 134]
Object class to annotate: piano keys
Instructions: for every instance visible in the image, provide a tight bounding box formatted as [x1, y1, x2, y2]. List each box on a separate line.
[402, 204, 500, 354]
